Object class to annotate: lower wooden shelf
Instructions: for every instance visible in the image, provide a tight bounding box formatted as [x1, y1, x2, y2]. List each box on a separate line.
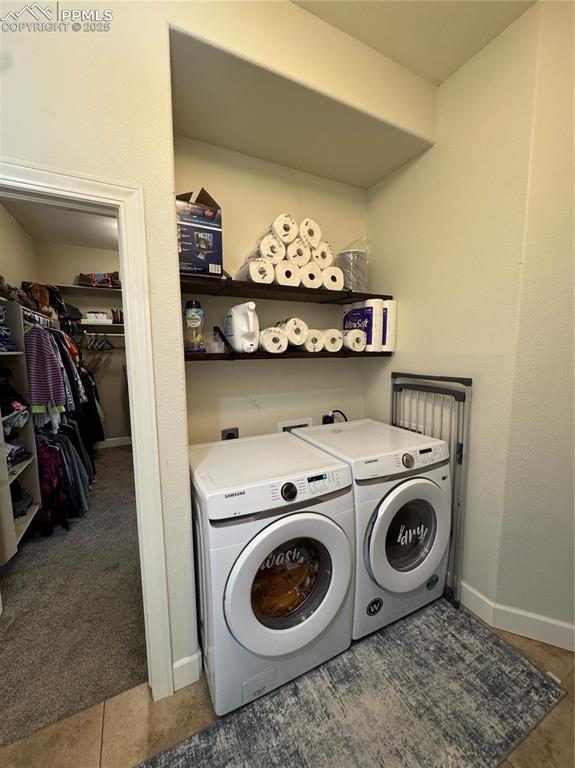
[14, 503, 40, 544]
[185, 350, 392, 362]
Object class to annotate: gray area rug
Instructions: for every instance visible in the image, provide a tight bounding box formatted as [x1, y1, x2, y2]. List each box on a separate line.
[141, 600, 563, 768]
[0, 447, 147, 745]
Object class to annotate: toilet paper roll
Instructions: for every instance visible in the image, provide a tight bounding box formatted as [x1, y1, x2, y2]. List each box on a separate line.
[269, 213, 298, 244]
[274, 317, 309, 346]
[343, 329, 367, 353]
[235, 258, 274, 284]
[382, 300, 397, 352]
[302, 329, 324, 353]
[322, 328, 343, 353]
[300, 217, 322, 249]
[364, 298, 384, 352]
[251, 233, 285, 264]
[285, 238, 311, 267]
[311, 241, 334, 270]
[300, 261, 323, 289]
[274, 261, 301, 287]
[322, 266, 345, 291]
[259, 327, 288, 354]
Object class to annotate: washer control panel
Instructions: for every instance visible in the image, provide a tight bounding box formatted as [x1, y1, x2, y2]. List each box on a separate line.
[270, 469, 347, 505]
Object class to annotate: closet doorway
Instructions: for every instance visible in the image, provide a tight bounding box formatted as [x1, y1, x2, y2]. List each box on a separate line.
[0, 164, 172, 745]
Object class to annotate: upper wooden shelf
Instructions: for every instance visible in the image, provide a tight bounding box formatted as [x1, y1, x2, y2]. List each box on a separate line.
[180, 274, 392, 306]
[57, 284, 122, 296]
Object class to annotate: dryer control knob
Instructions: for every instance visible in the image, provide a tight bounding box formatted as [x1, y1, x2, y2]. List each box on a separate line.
[402, 453, 415, 469]
[281, 482, 298, 502]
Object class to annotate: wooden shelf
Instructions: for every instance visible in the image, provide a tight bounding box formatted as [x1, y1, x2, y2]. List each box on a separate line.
[58, 284, 122, 296]
[8, 456, 36, 484]
[0, 351, 23, 356]
[185, 350, 392, 362]
[79, 323, 124, 333]
[14, 503, 40, 544]
[180, 274, 392, 306]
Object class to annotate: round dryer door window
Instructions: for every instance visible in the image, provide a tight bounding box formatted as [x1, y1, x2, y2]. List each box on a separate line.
[225, 513, 352, 657]
[368, 478, 450, 594]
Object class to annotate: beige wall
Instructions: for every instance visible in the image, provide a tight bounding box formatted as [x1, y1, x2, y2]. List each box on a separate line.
[34, 242, 120, 284]
[0, 203, 36, 285]
[365, 3, 573, 636]
[174, 136, 367, 443]
[1, 0, 430, 680]
[497, 2, 574, 625]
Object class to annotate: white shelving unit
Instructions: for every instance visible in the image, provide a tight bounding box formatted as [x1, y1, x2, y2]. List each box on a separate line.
[0, 297, 42, 564]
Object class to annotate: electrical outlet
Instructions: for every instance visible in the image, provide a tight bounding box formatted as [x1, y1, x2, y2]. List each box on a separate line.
[221, 427, 239, 440]
[278, 417, 312, 433]
[322, 413, 335, 424]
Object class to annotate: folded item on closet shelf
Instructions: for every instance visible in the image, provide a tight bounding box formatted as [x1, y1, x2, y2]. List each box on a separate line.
[235, 259, 275, 284]
[0, 339, 18, 352]
[302, 329, 324, 353]
[259, 327, 288, 354]
[5, 442, 31, 467]
[249, 233, 285, 264]
[3, 407, 29, 435]
[322, 328, 343, 353]
[300, 217, 321, 249]
[300, 262, 323, 290]
[274, 262, 301, 287]
[274, 317, 308, 346]
[343, 329, 367, 352]
[0, 325, 12, 337]
[285, 238, 311, 268]
[311, 241, 334, 270]
[11, 480, 33, 518]
[0, 306, 6, 323]
[267, 213, 298, 245]
[322, 266, 344, 291]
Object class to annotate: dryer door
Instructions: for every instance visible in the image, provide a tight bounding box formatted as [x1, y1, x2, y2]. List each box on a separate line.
[368, 478, 450, 594]
[224, 512, 352, 657]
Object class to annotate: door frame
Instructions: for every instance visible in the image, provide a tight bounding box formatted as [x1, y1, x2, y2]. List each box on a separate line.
[0, 158, 174, 699]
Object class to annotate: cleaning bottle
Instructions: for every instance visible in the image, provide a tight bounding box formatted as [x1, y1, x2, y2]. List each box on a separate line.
[184, 299, 205, 353]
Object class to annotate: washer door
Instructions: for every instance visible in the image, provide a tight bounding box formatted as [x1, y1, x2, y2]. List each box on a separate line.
[368, 478, 450, 594]
[225, 513, 352, 657]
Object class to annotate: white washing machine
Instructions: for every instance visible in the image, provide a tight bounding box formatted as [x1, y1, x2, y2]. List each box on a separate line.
[294, 420, 451, 640]
[189, 432, 355, 715]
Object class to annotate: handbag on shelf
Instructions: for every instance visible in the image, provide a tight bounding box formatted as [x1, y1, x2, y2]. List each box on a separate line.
[77, 272, 121, 289]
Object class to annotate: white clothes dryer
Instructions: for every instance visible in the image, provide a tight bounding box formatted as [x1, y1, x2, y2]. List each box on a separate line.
[294, 420, 451, 640]
[189, 432, 355, 715]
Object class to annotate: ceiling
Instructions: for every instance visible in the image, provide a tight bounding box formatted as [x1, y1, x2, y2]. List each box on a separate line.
[170, 29, 432, 189]
[295, 1, 534, 84]
[0, 198, 118, 251]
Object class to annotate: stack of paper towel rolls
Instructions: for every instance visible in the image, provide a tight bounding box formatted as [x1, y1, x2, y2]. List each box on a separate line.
[342, 299, 397, 352]
[235, 214, 344, 291]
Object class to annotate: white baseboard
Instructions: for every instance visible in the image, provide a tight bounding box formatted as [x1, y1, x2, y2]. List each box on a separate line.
[173, 651, 203, 691]
[94, 436, 132, 450]
[461, 581, 574, 651]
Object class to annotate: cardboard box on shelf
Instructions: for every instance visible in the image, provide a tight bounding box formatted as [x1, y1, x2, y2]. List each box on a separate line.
[176, 189, 223, 277]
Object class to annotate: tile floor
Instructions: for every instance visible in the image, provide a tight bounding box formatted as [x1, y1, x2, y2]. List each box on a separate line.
[0, 627, 572, 768]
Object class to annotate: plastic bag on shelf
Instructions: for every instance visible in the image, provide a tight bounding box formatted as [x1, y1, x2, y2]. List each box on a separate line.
[336, 237, 369, 292]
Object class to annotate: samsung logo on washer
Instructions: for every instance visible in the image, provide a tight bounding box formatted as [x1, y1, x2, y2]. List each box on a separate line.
[224, 490, 246, 499]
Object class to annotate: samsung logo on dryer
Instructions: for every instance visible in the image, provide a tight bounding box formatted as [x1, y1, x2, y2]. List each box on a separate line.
[364, 458, 379, 465]
[224, 491, 246, 499]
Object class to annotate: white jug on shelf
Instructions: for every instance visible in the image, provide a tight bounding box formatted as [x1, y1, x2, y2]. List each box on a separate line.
[223, 302, 259, 353]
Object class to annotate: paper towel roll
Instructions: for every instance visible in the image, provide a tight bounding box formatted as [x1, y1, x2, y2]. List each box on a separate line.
[269, 214, 298, 244]
[302, 329, 324, 353]
[382, 300, 397, 352]
[253, 233, 285, 264]
[323, 266, 344, 291]
[323, 328, 343, 353]
[274, 317, 309, 346]
[285, 238, 311, 267]
[364, 298, 384, 353]
[300, 217, 322, 249]
[300, 262, 323, 289]
[343, 329, 367, 353]
[274, 262, 301, 287]
[259, 327, 288, 354]
[311, 241, 334, 270]
[235, 258, 274, 284]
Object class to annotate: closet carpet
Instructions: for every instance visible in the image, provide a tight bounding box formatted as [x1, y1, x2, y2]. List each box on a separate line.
[0, 446, 147, 746]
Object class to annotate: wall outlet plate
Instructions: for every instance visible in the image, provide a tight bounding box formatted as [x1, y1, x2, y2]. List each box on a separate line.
[221, 427, 239, 440]
[278, 417, 312, 433]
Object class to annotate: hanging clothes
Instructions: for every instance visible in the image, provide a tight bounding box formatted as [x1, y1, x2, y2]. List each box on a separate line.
[24, 325, 66, 417]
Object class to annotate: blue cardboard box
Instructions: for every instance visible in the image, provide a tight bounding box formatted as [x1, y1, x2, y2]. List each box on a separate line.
[176, 189, 223, 277]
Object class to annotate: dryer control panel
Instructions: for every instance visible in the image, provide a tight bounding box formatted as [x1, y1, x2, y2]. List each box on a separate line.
[355, 440, 449, 480]
[205, 466, 352, 520]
